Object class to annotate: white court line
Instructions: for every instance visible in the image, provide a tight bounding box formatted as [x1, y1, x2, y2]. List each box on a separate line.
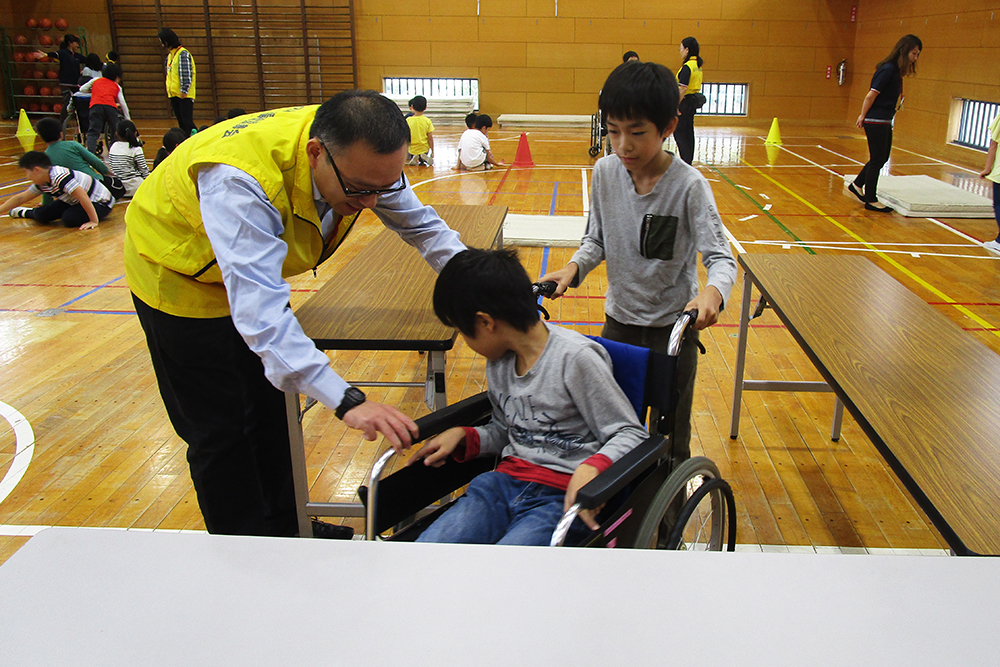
[775, 145, 844, 178]
[747, 240, 998, 260]
[0, 400, 35, 509]
[817, 144, 864, 165]
[723, 224, 745, 255]
[0, 525, 208, 537]
[893, 146, 979, 174]
[923, 217, 989, 245]
[738, 214, 758, 222]
[580, 168, 589, 214]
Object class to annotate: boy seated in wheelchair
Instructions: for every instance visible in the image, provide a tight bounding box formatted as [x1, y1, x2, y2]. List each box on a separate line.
[407, 248, 648, 546]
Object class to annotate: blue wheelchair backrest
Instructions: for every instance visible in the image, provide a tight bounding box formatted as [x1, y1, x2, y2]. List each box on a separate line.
[586, 336, 650, 420]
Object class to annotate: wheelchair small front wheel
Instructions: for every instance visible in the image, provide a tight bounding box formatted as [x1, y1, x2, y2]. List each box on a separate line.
[633, 456, 725, 551]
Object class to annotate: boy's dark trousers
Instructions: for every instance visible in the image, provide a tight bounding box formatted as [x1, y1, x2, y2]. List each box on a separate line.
[87, 104, 119, 154]
[132, 294, 298, 537]
[170, 97, 196, 134]
[27, 200, 112, 227]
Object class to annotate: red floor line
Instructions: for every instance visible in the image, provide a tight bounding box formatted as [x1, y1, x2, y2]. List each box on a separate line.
[487, 165, 514, 206]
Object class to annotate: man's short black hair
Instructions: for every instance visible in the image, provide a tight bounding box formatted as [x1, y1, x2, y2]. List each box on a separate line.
[106, 50, 119, 62]
[157, 28, 181, 49]
[474, 114, 493, 130]
[19, 151, 52, 170]
[103, 63, 122, 81]
[408, 95, 427, 112]
[622, 50, 639, 62]
[433, 248, 539, 337]
[599, 61, 679, 133]
[227, 108, 246, 119]
[35, 117, 63, 143]
[465, 112, 477, 129]
[310, 89, 410, 155]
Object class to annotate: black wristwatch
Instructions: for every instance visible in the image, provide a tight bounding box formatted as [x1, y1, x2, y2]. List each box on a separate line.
[335, 387, 366, 420]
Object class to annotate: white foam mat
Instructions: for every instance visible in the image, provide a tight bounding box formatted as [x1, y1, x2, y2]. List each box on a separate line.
[503, 214, 587, 247]
[844, 174, 995, 218]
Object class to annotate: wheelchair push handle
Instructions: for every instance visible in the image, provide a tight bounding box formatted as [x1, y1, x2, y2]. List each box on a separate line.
[668, 309, 698, 357]
[532, 281, 558, 298]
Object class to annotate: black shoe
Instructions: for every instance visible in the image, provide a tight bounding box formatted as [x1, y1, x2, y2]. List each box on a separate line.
[864, 202, 893, 212]
[310, 519, 354, 539]
[848, 183, 865, 203]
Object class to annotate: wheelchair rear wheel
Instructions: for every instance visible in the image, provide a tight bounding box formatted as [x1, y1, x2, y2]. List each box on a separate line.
[633, 457, 730, 551]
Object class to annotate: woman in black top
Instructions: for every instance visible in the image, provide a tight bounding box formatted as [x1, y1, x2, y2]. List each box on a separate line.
[849, 34, 922, 212]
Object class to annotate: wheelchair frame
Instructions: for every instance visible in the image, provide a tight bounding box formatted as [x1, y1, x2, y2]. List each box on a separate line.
[359, 310, 736, 551]
[588, 109, 613, 158]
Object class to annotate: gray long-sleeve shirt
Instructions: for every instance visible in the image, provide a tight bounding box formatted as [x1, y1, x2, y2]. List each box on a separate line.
[570, 153, 737, 327]
[473, 325, 648, 474]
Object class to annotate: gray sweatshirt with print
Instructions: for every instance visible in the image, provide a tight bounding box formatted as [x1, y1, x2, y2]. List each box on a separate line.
[570, 153, 737, 327]
[473, 325, 648, 473]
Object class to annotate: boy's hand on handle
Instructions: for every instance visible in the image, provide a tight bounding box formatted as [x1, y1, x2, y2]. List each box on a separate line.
[685, 285, 724, 330]
[342, 401, 418, 454]
[565, 463, 602, 530]
[407, 426, 466, 468]
[538, 263, 579, 299]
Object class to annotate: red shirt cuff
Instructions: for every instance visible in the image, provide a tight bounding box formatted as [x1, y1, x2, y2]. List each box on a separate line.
[583, 454, 613, 474]
[452, 427, 481, 462]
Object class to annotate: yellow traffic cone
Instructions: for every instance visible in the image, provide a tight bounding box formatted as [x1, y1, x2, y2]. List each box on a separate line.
[765, 117, 782, 145]
[15, 108, 33, 139]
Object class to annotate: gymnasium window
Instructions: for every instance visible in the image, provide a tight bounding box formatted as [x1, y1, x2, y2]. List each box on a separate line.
[701, 83, 748, 116]
[953, 99, 1000, 151]
[383, 78, 479, 111]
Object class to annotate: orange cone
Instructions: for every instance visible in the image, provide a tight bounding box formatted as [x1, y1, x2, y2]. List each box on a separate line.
[512, 132, 535, 168]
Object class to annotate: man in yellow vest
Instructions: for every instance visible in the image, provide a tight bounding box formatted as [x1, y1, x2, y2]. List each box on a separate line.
[125, 90, 465, 538]
[157, 28, 197, 135]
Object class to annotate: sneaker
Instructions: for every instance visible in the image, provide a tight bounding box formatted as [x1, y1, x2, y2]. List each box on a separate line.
[984, 239, 1000, 255]
[8, 206, 30, 218]
[309, 519, 355, 540]
[418, 158, 429, 166]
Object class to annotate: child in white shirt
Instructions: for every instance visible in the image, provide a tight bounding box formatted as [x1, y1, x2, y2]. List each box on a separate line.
[458, 114, 506, 171]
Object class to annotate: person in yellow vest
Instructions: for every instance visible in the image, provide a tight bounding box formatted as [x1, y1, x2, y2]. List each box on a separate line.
[125, 90, 466, 538]
[675, 36, 704, 165]
[157, 28, 197, 135]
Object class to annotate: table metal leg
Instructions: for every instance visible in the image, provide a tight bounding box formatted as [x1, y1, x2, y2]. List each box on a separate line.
[286, 391, 314, 538]
[426, 351, 447, 410]
[730, 270, 753, 439]
[831, 396, 844, 442]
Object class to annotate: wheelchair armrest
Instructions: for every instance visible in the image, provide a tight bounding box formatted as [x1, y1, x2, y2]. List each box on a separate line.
[412, 392, 492, 445]
[575, 435, 668, 510]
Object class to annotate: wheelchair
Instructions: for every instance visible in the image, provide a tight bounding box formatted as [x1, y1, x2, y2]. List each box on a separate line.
[588, 109, 612, 158]
[358, 284, 736, 551]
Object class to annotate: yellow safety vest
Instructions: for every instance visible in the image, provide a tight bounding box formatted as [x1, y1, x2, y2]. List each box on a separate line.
[165, 46, 197, 100]
[124, 105, 352, 318]
[677, 57, 703, 95]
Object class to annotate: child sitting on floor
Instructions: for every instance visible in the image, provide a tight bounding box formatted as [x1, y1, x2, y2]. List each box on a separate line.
[107, 120, 150, 197]
[409, 248, 648, 546]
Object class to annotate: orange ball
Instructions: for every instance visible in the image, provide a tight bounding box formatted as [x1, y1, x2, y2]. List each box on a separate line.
[55, 18, 68, 31]
[13, 52, 25, 62]
[14, 34, 28, 45]
[24, 51, 36, 62]
[46, 70, 58, 79]
[26, 19, 38, 29]
[29, 103, 41, 112]
[34, 70, 45, 79]
[23, 85, 37, 96]
[39, 35, 53, 46]
[39, 87, 52, 97]
[53, 103, 63, 113]
[41, 104, 52, 113]
[40, 18, 53, 30]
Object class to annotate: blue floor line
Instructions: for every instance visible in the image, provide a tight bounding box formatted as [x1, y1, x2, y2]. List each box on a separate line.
[57, 274, 126, 309]
[548, 182, 560, 215]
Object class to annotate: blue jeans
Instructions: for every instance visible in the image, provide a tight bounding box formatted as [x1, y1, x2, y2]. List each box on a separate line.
[416, 471, 593, 546]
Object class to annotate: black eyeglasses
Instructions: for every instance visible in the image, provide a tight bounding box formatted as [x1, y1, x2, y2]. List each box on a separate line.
[320, 141, 407, 198]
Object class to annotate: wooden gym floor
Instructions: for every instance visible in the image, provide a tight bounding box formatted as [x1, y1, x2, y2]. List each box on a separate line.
[1, 117, 998, 564]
